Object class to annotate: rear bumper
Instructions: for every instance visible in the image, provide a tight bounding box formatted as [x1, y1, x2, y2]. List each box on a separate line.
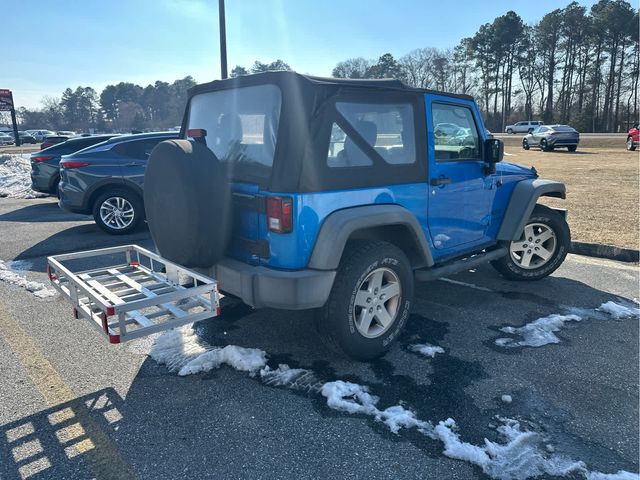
[209, 257, 336, 310]
[548, 138, 579, 147]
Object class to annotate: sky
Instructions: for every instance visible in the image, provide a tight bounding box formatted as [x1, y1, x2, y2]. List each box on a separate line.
[3, 0, 600, 109]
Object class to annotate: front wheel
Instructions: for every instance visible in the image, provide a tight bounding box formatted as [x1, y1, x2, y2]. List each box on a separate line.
[507, 128, 513, 134]
[318, 241, 413, 360]
[491, 205, 570, 281]
[92, 189, 144, 235]
[627, 137, 636, 151]
[522, 138, 530, 150]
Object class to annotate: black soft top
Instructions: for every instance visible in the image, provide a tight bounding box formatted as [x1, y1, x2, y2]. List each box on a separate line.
[184, 72, 473, 192]
[188, 71, 473, 101]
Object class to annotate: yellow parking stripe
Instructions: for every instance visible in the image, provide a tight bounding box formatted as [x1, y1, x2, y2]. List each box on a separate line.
[0, 304, 137, 480]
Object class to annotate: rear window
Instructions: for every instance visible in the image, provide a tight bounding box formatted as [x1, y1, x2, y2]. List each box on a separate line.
[187, 84, 282, 182]
[553, 126, 576, 132]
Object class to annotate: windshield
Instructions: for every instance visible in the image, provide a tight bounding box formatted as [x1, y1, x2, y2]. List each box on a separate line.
[187, 84, 282, 182]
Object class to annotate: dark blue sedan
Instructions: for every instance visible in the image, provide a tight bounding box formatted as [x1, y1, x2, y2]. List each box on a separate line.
[58, 132, 179, 234]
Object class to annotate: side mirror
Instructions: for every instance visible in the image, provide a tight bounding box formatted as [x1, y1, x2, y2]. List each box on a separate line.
[483, 138, 503, 174]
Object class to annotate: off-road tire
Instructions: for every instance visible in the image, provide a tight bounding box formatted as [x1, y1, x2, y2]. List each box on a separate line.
[522, 138, 530, 150]
[567, 145, 577, 152]
[627, 137, 636, 151]
[317, 241, 413, 360]
[92, 188, 143, 235]
[491, 205, 570, 281]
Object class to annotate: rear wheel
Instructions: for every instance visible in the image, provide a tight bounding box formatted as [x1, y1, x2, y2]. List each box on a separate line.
[318, 241, 413, 360]
[92, 189, 143, 235]
[567, 145, 577, 152]
[491, 205, 570, 281]
[627, 137, 636, 151]
[522, 138, 530, 150]
[540, 139, 553, 151]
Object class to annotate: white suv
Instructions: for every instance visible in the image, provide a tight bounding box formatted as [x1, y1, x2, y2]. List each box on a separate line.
[505, 121, 543, 134]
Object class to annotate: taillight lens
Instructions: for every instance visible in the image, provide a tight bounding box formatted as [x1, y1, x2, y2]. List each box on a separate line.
[61, 161, 89, 169]
[32, 155, 53, 162]
[266, 196, 292, 233]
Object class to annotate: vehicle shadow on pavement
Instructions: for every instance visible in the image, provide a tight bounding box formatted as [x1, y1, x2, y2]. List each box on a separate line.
[0, 388, 130, 480]
[0, 202, 84, 223]
[13, 225, 152, 270]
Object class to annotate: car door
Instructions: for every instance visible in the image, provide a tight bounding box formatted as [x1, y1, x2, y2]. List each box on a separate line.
[530, 126, 546, 145]
[117, 138, 167, 188]
[425, 94, 496, 254]
[515, 121, 527, 133]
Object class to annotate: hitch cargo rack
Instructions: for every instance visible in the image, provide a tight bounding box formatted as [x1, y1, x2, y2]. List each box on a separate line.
[47, 245, 220, 344]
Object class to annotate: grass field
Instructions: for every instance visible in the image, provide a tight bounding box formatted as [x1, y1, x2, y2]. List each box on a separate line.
[501, 135, 639, 249]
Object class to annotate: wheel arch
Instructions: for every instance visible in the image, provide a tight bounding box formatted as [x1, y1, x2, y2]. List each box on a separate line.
[308, 204, 434, 270]
[87, 180, 143, 213]
[497, 179, 566, 241]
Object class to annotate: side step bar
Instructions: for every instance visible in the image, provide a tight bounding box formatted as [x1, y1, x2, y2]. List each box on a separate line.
[414, 247, 507, 282]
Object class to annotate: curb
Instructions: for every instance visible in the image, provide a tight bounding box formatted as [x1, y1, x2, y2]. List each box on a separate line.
[570, 242, 639, 263]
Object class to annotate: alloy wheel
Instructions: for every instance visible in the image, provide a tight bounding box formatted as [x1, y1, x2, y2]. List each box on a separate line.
[509, 223, 557, 269]
[352, 267, 401, 338]
[99, 197, 135, 230]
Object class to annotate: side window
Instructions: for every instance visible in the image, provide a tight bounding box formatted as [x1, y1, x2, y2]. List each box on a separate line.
[516, 122, 525, 126]
[326, 101, 416, 168]
[432, 103, 481, 161]
[114, 139, 162, 160]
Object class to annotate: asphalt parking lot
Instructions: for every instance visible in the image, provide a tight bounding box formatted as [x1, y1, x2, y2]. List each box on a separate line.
[0, 197, 638, 480]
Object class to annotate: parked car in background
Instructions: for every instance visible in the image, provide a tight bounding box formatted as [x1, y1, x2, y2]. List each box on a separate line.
[627, 123, 639, 151]
[0, 132, 14, 145]
[58, 132, 179, 234]
[40, 135, 70, 150]
[8, 131, 38, 144]
[434, 122, 463, 137]
[505, 121, 543, 134]
[522, 125, 579, 152]
[30, 135, 117, 195]
[57, 130, 77, 137]
[26, 130, 55, 142]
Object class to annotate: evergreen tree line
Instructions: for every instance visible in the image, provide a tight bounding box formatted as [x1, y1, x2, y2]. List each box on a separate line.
[9, 0, 637, 133]
[14, 77, 197, 133]
[331, 0, 639, 132]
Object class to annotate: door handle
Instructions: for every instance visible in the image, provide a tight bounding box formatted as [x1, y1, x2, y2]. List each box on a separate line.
[430, 176, 452, 186]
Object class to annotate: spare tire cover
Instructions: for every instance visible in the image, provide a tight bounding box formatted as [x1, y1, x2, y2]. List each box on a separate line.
[144, 139, 230, 268]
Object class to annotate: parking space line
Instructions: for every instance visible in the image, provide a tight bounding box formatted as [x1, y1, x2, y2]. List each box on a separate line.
[0, 304, 137, 480]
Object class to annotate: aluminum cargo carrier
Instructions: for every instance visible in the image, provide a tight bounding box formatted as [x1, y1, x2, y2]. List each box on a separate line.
[47, 245, 220, 344]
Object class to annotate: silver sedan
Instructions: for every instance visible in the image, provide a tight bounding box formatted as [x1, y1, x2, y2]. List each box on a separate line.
[522, 125, 579, 152]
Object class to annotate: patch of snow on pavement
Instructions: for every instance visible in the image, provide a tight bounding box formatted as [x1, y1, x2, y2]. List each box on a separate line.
[408, 342, 445, 358]
[495, 313, 582, 347]
[0, 154, 47, 199]
[434, 418, 587, 479]
[0, 260, 56, 298]
[587, 471, 640, 480]
[597, 301, 640, 320]
[178, 345, 267, 376]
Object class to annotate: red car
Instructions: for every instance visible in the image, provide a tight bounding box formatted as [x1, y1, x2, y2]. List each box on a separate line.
[627, 123, 639, 151]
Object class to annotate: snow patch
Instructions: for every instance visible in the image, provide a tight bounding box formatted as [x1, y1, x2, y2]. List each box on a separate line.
[259, 364, 309, 386]
[0, 154, 47, 199]
[434, 418, 587, 479]
[149, 325, 267, 376]
[0, 260, 56, 298]
[178, 345, 267, 376]
[495, 313, 582, 347]
[408, 342, 445, 358]
[587, 471, 640, 480]
[597, 301, 640, 320]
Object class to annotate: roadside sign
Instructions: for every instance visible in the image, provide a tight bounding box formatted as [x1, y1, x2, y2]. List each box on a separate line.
[0, 89, 13, 111]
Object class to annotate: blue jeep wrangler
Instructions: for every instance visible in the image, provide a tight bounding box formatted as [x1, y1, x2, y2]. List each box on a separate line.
[144, 72, 570, 360]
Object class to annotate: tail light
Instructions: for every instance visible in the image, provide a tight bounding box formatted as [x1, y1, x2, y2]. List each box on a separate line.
[60, 160, 89, 169]
[32, 155, 53, 162]
[266, 196, 292, 233]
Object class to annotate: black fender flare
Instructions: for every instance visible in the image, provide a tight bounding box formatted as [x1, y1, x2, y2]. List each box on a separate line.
[497, 179, 566, 241]
[308, 204, 434, 270]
